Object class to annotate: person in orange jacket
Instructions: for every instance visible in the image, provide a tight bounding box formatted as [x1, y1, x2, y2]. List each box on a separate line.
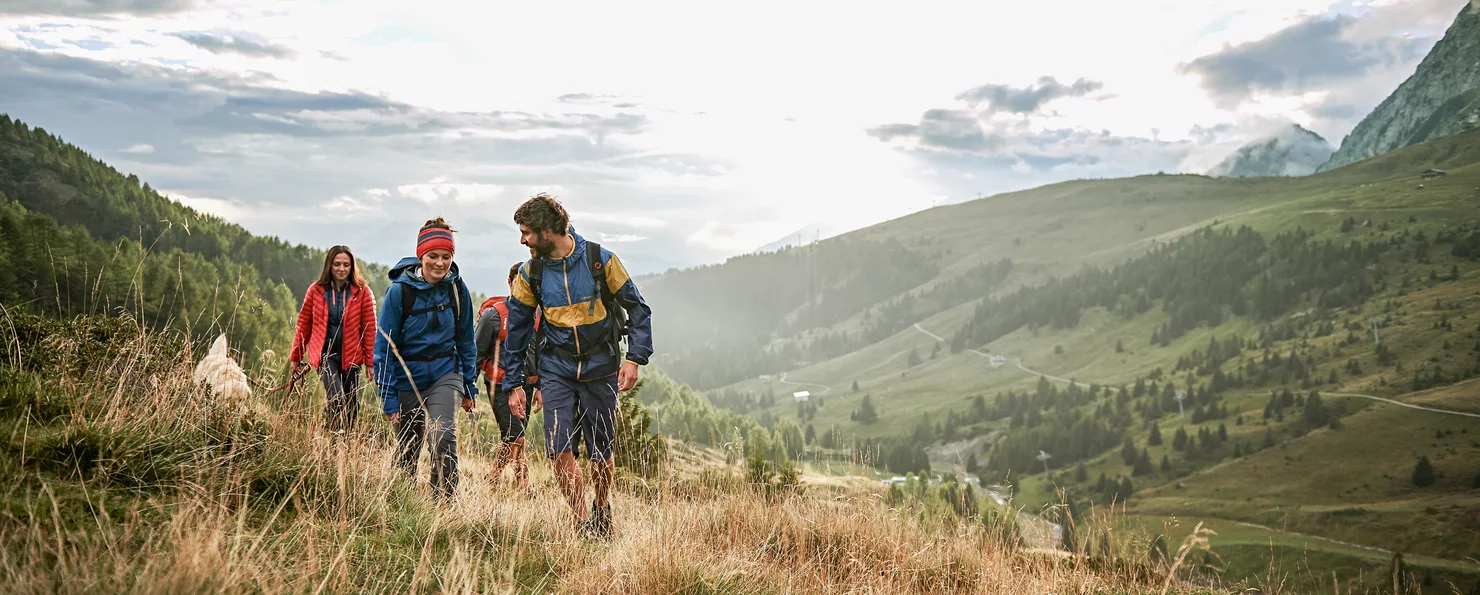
[474, 262, 546, 496]
[289, 245, 378, 433]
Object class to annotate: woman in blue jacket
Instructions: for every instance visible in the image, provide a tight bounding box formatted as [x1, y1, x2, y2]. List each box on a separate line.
[373, 217, 478, 500]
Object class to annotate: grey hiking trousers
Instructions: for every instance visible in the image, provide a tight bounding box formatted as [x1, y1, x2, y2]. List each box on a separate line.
[394, 372, 464, 500]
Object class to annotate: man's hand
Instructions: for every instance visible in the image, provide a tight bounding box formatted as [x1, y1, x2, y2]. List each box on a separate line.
[387, 411, 400, 425]
[510, 386, 527, 420]
[291, 361, 305, 376]
[531, 389, 543, 415]
[618, 360, 640, 392]
[461, 396, 475, 412]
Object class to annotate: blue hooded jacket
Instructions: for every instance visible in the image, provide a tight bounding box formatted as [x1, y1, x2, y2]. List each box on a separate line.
[499, 228, 653, 390]
[373, 257, 478, 414]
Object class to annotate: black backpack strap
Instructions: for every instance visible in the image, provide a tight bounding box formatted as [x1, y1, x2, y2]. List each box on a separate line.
[527, 257, 544, 308]
[586, 241, 610, 305]
[585, 241, 629, 350]
[398, 280, 462, 328]
[399, 284, 420, 327]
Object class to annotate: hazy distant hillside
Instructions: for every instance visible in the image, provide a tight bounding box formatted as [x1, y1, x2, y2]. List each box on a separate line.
[644, 169, 1289, 390]
[0, 114, 390, 355]
[680, 127, 1480, 591]
[1207, 124, 1332, 178]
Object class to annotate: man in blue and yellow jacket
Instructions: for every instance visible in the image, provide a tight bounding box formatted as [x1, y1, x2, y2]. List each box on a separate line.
[500, 193, 653, 539]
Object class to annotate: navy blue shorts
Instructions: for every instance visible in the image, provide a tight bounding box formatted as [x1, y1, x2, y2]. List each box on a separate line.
[541, 373, 618, 462]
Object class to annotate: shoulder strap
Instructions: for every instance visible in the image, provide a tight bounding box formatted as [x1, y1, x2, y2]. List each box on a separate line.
[586, 241, 629, 343]
[399, 284, 419, 327]
[528, 258, 544, 308]
[397, 280, 463, 328]
[587, 240, 611, 304]
[493, 300, 510, 342]
[452, 277, 464, 329]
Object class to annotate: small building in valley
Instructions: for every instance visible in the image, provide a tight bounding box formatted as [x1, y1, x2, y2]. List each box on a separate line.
[1422, 169, 1447, 180]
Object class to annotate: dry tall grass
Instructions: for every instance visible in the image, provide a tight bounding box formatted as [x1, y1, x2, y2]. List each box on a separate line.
[0, 315, 1204, 594]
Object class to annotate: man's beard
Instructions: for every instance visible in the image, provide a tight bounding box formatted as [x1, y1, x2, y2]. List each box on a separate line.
[529, 237, 558, 259]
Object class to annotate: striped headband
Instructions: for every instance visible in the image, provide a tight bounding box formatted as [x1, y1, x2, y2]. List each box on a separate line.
[416, 228, 455, 259]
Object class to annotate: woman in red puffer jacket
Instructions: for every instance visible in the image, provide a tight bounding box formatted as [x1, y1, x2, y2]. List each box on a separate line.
[290, 245, 378, 433]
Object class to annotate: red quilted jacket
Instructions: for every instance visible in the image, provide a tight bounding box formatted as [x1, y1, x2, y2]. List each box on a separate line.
[290, 281, 378, 370]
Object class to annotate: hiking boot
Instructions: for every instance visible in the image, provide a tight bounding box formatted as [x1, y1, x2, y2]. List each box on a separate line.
[589, 502, 613, 539]
[575, 516, 600, 541]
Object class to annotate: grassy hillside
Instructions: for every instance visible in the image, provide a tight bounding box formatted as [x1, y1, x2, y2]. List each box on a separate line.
[0, 114, 394, 357]
[679, 129, 1480, 591]
[0, 313, 1217, 594]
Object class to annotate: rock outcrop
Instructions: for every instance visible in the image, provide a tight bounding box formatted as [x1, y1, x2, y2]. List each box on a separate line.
[1318, 1, 1480, 172]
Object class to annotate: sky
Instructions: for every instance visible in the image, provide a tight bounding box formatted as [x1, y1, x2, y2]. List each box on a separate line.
[0, 0, 1468, 291]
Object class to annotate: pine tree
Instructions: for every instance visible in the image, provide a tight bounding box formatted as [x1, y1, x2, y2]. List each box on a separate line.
[1121, 438, 1138, 466]
[1159, 454, 1171, 472]
[1172, 427, 1189, 451]
[1412, 455, 1436, 487]
[855, 394, 879, 424]
[852, 380, 860, 392]
[908, 348, 922, 367]
[1148, 424, 1163, 446]
[1132, 448, 1153, 476]
[1303, 391, 1327, 428]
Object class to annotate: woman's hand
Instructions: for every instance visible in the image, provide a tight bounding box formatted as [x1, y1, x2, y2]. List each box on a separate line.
[387, 411, 400, 425]
[461, 396, 475, 412]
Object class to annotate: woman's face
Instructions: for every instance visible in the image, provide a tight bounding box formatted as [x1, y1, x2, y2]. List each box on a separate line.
[421, 249, 452, 284]
[331, 253, 353, 283]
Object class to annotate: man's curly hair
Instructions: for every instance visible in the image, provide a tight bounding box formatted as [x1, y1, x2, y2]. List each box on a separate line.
[514, 193, 569, 235]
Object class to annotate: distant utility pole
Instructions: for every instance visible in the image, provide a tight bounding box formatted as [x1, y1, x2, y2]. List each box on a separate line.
[1175, 392, 1186, 418]
[1370, 317, 1382, 344]
[1036, 450, 1053, 474]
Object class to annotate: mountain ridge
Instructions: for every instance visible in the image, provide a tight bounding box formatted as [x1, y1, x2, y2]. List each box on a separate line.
[1207, 124, 1332, 178]
[1319, 1, 1480, 171]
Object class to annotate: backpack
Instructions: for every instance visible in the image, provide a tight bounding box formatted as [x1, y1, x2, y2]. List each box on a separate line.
[395, 276, 465, 362]
[527, 240, 628, 362]
[477, 296, 543, 385]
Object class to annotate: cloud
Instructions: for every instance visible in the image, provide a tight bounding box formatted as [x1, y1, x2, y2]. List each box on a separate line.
[1206, 123, 1332, 177]
[866, 109, 1002, 152]
[0, 0, 197, 17]
[1177, 14, 1435, 109]
[954, 76, 1105, 114]
[0, 46, 786, 288]
[557, 93, 620, 105]
[171, 31, 297, 59]
[865, 75, 1109, 155]
[865, 74, 1214, 205]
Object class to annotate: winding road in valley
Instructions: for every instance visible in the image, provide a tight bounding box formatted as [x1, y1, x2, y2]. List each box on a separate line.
[910, 323, 1478, 419]
[777, 373, 832, 395]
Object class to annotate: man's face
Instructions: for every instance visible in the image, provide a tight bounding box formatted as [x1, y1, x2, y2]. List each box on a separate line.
[519, 224, 558, 258]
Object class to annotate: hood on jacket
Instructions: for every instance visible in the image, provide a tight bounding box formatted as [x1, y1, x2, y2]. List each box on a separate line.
[389, 256, 462, 289]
